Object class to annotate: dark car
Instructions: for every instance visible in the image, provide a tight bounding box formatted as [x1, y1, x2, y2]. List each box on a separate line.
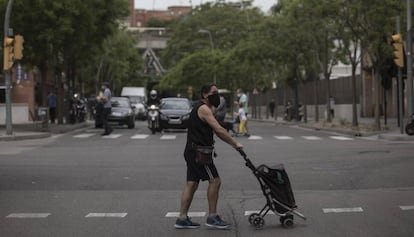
[158, 97, 192, 130]
[95, 97, 136, 129]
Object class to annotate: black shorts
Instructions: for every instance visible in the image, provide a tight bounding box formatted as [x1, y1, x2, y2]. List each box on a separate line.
[184, 149, 219, 182]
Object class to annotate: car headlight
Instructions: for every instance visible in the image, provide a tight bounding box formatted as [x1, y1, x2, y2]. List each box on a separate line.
[182, 114, 190, 120]
[160, 113, 168, 120]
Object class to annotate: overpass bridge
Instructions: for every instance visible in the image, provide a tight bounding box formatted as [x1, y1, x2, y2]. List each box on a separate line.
[128, 27, 169, 78]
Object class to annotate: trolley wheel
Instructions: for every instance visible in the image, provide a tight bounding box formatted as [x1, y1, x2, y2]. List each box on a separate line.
[280, 214, 294, 228]
[252, 216, 265, 229]
[248, 213, 260, 225]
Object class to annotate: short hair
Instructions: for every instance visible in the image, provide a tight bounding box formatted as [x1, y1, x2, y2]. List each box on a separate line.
[200, 83, 217, 97]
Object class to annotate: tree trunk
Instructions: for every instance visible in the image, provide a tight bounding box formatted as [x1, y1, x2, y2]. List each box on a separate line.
[351, 63, 359, 127]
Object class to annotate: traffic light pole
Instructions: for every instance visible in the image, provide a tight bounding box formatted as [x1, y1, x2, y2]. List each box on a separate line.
[3, 0, 14, 135]
[407, 0, 413, 118]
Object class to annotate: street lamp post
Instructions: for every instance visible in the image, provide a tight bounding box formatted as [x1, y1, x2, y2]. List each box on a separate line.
[198, 29, 216, 84]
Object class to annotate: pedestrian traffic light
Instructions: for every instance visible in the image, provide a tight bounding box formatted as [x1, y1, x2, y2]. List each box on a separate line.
[3, 37, 14, 70]
[391, 34, 404, 68]
[13, 35, 24, 60]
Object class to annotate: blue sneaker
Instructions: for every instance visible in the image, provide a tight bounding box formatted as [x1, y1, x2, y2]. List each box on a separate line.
[174, 216, 200, 229]
[205, 215, 230, 229]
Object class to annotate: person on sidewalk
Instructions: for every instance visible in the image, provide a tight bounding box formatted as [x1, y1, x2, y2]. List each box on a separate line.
[98, 82, 112, 136]
[47, 90, 57, 123]
[175, 83, 243, 230]
[269, 99, 276, 118]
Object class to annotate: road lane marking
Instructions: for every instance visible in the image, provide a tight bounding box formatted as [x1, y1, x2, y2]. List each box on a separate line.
[302, 136, 322, 140]
[85, 213, 128, 218]
[73, 133, 96, 138]
[6, 213, 51, 218]
[400, 205, 414, 211]
[274, 136, 293, 140]
[131, 134, 149, 139]
[165, 212, 206, 217]
[244, 210, 274, 216]
[323, 207, 363, 213]
[248, 135, 262, 140]
[102, 134, 122, 139]
[330, 136, 354, 141]
[160, 135, 176, 140]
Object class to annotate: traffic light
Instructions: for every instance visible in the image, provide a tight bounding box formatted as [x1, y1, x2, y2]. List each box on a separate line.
[13, 35, 24, 60]
[3, 37, 14, 70]
[391, 34, 404, 68]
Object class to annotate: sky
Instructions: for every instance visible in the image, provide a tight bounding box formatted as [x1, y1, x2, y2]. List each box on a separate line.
[134, 0, 277, 12]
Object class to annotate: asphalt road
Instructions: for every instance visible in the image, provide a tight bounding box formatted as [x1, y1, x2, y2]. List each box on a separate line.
[0, 120, 413, 237]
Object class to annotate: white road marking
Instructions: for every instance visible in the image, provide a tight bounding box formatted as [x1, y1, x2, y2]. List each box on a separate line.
[244, 210, 274, 216]
[165, 212, 206, 217]
[248, 135, 263, 140]
[274, 136, 293, 140]
[400, 205, 414, 211]
[73, 133, 95, 138]
[161, 135, 176, 140]
[302, 136, 322, 140]
[323, 207, 363, 213]
[330, 136, 354, 141]
[102, 134, 122, 139]
[6, 213, 51, 218]
[85, 213, 128, 218]
[131, 134, 149, 139]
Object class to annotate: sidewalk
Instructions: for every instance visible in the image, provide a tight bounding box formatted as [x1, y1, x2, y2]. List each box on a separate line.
[0, 122, 89, 142]
[250, 116, 414, 142]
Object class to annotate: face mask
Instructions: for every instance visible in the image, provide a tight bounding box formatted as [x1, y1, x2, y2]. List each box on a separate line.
[207, 93, 220, 107]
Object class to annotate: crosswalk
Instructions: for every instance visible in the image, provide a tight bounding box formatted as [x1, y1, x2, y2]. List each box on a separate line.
[71, 133, 355, 141]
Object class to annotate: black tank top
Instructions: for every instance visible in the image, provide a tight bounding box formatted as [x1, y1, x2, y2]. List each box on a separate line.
[185, 102, 214, 151]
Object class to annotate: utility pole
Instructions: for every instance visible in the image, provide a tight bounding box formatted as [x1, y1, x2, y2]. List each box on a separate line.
[3, 0, 14, 135]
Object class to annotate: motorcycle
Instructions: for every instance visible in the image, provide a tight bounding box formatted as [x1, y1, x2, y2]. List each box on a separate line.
[70, 94, 87, 123]
[405, 114, 414, 136]
[147, 104, 160, 134]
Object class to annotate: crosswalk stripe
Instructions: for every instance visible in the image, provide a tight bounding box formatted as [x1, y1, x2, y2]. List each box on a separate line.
[102, 134, 122, 139]
[73, 133, 96, 138]
[161, 135, 176, 140]
[400, 205, 414, 211]
[248, 135, 262, 140]
[330, 136, 354, 141]
[6, 213, 51, 218]
[244, 210, 274, 216]
[165, 212, 206, 217]
[131, 134, 149, 139]
[85, 213, 128, 218]
[274, 136, 293, 140]
[302, 136, 322, 140]
[322, 207, 363, 213]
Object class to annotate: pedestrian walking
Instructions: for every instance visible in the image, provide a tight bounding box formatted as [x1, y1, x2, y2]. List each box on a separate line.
[98, 82, 112, 136]
[47, 90, 57, 123]
[175, 83, 243, 230]
[237, 102, 249, 137]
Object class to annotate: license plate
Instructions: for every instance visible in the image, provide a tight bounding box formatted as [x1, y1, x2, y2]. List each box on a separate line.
[112, 112, 122, 116]
[168, 120, 182, 124]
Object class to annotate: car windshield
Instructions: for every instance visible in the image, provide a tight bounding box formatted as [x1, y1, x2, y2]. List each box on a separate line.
[111, 99, 130, 107]
[160, 100, 190, 110]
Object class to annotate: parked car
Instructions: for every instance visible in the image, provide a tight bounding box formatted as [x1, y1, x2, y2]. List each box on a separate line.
[95, 97, 136, 129]
[158, 97, 192, 130]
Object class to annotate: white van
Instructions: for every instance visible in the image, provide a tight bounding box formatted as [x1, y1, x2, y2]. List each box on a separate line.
[121, 87, 147, 120]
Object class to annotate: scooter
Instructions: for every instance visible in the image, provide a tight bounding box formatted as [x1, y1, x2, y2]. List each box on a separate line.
[405, 114, 414, 136]
[147, 104, 160, 134]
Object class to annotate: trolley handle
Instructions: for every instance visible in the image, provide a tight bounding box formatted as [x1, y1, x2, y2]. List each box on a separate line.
[237, 148, 247, 158]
